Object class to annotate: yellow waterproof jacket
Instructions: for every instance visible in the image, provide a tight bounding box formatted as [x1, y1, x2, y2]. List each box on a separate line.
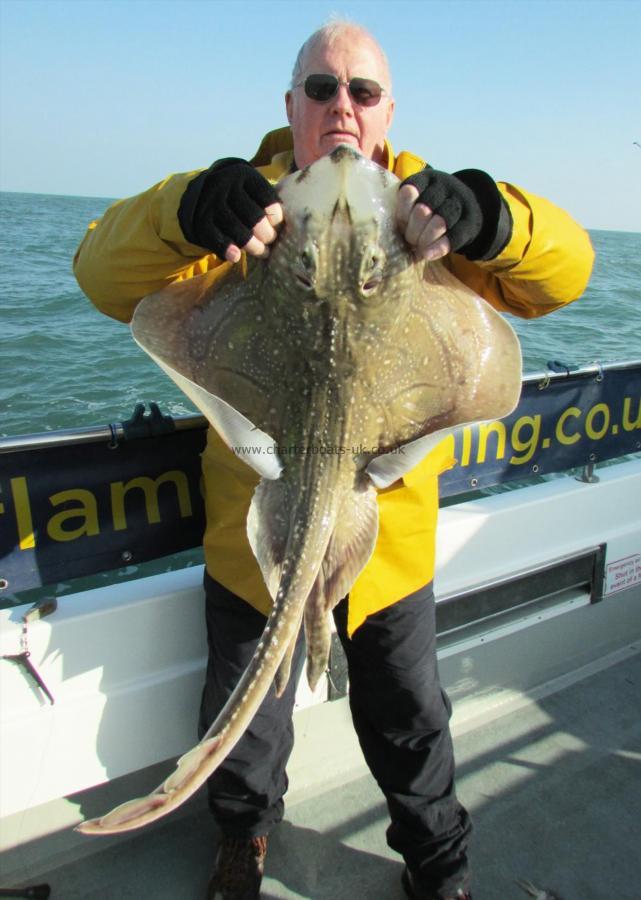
[74, 126, 594, 636]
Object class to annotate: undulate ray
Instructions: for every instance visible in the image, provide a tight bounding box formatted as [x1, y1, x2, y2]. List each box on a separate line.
[76, 145, 522, 835]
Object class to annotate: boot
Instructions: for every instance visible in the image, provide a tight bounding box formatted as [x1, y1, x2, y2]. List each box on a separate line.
[207, 835, 268, 900]
[402, 866, 472, 900]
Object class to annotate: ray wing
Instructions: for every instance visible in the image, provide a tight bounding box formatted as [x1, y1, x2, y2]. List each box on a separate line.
[131, 264, 288, 479]
[367, 261, 522, 487]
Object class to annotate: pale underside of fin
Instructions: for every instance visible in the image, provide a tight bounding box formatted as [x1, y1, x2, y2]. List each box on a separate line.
[151, 352, 282, 480]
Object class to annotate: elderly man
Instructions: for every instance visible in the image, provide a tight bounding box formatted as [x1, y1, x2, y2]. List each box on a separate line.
[74, 20, 593, 900]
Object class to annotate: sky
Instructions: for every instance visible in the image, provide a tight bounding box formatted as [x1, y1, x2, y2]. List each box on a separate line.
[0, 0, 640, 232]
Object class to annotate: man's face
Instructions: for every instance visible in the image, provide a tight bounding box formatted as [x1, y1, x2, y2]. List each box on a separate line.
[285, 33, 395, 169]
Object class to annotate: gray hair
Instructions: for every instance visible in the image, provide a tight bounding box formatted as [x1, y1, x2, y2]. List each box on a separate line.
[290, 20, 392, 91]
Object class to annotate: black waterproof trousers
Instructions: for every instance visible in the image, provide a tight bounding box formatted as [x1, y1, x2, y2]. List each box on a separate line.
[198, 572, 471, 895]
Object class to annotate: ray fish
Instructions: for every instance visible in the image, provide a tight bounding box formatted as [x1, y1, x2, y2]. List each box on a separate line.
[76, 145, 522, 835]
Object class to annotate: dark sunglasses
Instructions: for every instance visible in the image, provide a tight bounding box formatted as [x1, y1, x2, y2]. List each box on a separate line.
[294, 74, 387, 107]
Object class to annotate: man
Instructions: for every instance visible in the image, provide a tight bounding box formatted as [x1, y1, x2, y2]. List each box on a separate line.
[74, 21, 594, 900]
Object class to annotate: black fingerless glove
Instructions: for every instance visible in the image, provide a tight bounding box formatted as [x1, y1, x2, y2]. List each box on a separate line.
[401, 167, 512, 261]
[178, 158, 280, 259]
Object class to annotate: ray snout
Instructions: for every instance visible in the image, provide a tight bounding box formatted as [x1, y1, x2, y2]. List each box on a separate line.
[278, 146, 399, 235]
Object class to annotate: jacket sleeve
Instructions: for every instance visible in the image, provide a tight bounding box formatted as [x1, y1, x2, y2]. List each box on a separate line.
[392, 150, 594, 319]
[73, 171, 220, 323]
[446, 181, 595, 318]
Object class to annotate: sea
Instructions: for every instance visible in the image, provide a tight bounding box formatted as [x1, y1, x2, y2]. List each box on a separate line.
[1, 190, 640, 440]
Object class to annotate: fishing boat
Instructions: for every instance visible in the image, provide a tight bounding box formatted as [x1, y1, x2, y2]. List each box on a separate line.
[1, 360, 640, 899]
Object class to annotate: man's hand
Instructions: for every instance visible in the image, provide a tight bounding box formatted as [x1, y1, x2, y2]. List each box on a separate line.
[178, 158, 284, 263]
[396, 167, 510, 263]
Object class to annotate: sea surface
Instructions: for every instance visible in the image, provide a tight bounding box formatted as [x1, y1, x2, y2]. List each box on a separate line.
[1, 190, 640, 438]
[1, 191, 639, 606]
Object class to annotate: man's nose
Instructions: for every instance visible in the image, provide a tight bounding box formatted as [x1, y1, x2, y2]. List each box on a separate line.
[330, 83, 354, 115]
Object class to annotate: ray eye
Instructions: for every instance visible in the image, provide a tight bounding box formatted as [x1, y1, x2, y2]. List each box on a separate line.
[361, 279, 383, 298]
[359, 246, 385, 297]
[296, 245, 317, 290]
[362, 277, 382, 294]
[296, 273, 314, 289]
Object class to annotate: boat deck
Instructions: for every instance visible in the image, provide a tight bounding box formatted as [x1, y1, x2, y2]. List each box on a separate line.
[8, 646, 640, 900]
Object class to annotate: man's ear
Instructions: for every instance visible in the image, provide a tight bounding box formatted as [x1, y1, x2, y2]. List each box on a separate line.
[285, 91, 293, 124]
[385, 97, 395, 131]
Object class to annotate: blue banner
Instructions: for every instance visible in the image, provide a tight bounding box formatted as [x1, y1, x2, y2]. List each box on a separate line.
[439, 362, 641, 496]
[0, 429, 207, 594]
